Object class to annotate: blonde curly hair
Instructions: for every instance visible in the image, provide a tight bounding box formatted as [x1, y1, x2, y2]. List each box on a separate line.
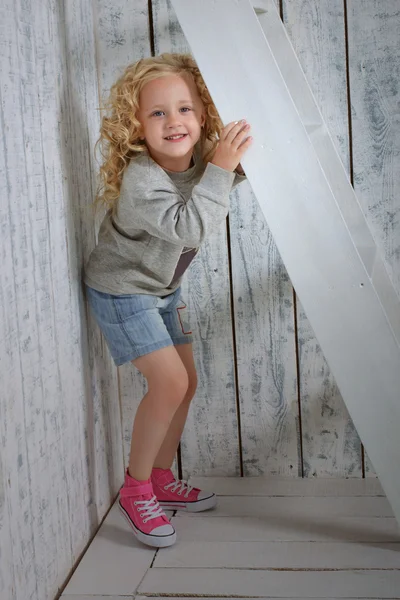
[94, 53, 223, 214]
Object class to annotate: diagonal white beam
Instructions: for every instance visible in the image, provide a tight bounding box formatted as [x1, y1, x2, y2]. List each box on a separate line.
[171, 0, 400, 525]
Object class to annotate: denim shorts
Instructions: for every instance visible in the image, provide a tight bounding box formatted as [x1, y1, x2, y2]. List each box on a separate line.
[85, 285, 193, 366]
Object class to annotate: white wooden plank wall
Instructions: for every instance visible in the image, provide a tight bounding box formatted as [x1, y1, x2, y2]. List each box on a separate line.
[0, 1, 399, 599]
[347, 0, 400, 476]
[91, 0, 399, 487]
[0, 0, 122, 599]
[282, 0, 363, 478]
[114, 0, 399, 481]
[63, 0, 123, 511]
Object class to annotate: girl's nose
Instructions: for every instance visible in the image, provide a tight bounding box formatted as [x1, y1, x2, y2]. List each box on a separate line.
[166, 113, 181, 128]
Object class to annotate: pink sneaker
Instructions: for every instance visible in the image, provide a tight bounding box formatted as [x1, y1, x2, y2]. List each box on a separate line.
[118, 469, 176, 548]
[151, 468, 217, 512]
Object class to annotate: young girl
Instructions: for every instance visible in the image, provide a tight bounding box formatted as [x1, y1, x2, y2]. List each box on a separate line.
[84, 53, 252, 548]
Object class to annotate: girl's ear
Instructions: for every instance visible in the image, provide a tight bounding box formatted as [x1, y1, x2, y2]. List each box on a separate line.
[201, 113, 206, 127]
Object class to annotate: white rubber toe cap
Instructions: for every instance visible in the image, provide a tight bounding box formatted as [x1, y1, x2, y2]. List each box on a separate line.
[142, 523, 176, 547]
[151, 524, 175, 536]
[198, 490, 215, 501]
[187, 491, 217, 512]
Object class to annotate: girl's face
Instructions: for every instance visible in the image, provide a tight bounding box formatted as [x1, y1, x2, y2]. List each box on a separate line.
[137, 74, 206, 172]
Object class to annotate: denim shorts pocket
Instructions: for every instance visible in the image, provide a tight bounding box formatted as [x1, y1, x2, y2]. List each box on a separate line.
[112, 293, 158, 323]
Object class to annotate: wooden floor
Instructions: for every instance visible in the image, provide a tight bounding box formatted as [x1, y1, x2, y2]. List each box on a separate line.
[61, 477, 400, 599]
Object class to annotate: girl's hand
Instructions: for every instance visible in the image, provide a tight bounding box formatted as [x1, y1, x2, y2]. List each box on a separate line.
[211, 120, 252, 172]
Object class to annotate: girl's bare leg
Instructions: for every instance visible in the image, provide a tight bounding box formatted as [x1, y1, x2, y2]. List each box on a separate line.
[128, 346, 189, 481]
[153, 344, 198, 470]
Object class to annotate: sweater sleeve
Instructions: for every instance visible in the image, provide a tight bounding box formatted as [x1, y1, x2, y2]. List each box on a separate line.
[119, 161, 236, 248]
[233, 171, 247, 188]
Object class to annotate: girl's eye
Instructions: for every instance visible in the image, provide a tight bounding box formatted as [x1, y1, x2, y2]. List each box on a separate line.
[150, 108, 191, 117]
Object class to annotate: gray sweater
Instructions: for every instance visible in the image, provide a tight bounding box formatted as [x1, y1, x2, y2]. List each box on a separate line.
[84, 144, 246, 297]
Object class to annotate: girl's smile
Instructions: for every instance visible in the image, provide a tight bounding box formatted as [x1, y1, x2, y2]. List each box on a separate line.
[164, 133, 188, 141]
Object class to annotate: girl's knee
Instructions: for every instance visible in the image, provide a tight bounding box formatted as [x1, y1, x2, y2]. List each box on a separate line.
[149, 367, 189, 403]
[134, 346, 190, 404]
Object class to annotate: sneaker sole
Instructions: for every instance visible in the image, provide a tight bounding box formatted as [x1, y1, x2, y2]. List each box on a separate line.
[158, 493, 217, 513]
[118, 500, 177, 548]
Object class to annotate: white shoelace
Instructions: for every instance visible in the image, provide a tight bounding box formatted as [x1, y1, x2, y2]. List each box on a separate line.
[164, 479, 194, 498]
[134, 495, 164, 522]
